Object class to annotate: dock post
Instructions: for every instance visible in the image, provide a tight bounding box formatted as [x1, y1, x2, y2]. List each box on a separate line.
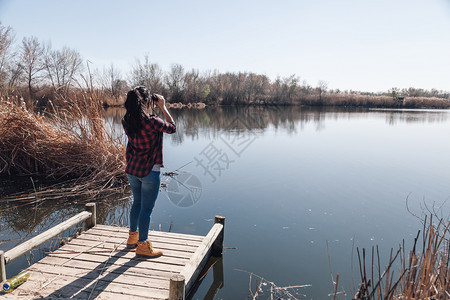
[169, 274, 185, 300]
[85, 203, 96, 230]
[0, 250, 6, 282]
[212, 216, 225, 257]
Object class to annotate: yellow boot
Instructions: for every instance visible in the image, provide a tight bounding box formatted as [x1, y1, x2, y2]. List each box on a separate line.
[136, 240, 163, 258]
[126, 231, 139, 249]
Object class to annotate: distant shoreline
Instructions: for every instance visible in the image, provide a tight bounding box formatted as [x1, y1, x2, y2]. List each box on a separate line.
[103, 94, 450, 110]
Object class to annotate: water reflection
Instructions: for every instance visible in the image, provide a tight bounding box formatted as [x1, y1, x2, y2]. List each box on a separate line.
[104, 106, 449, 141]
[377, 109, 449, 125]
[187, 256, 224, 300]
[0, 196, 130, 239]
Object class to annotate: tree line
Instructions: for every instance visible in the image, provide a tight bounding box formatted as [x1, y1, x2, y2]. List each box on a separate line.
[1, 22, 449, 107]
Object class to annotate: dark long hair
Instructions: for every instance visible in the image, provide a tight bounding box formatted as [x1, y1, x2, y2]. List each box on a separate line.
[124, 86, 150, 136]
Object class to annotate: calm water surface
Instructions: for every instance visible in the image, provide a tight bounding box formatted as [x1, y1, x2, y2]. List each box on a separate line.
[1, 106, 449, 299]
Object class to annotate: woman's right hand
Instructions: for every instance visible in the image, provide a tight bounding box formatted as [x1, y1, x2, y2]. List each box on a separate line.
[154, 94, 174, 124]
[154, 94, 166, 108]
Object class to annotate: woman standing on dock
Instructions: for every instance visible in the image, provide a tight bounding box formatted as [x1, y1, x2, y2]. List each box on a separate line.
[122, 86, 176, 258]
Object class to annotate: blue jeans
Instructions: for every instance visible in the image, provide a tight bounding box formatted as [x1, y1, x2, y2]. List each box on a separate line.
[127, 171, 161, 241]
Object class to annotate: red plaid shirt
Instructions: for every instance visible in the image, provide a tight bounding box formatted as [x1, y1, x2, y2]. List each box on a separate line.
[122, 115, 176, 177]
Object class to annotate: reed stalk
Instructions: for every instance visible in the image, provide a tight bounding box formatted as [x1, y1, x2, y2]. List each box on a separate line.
[344, 212, 450, 299]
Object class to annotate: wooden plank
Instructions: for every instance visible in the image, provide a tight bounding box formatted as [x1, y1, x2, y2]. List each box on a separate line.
[3, 289, 165, 300]
[75, 234, 198, 253]
[75, 234, 199, 253]
[28, 262, 171, 290]
[81, 229, 202, 247]
[46, 251, 186, 269]
[66, 237, 193, 259]
[180, 223, 224, 294]
[79, 290, 166, 300]
[33, 256, 178, 279]
[49, 243, 188, 266]
[31, 270, 168, 297]
[85, 228, 203, 247]
[6, 269, 169, 299]
[37, 251, 184, 274]
[4, 211, 91, 264]
[2, 289, 163, 300]
[96, 224, 205, 241]
[92, 230, 204, 246]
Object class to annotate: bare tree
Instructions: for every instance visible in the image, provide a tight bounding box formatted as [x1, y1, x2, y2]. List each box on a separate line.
[203, 69, 222, 103]
[43, 45, 83, 93]
[317, 80, 328, 102]
[0, 22, 15, 90]
[165, 64, 185, 102]
[130, 55, 164, 93]
[270, 75, 299, 104]
[183, 69, 211, 102]
[244, 73, 269, 103]
[20, 36, 44, 99]
[215, 72, 238, 105]
[6, 59, 23, 90]
[102, 63, 127, 99]
[405, 87, 424, 97]
[388, 87, 400, 99]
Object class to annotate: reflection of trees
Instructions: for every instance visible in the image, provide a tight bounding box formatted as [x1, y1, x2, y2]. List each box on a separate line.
[168, 106, 363, 142]
[384, 110, 448, 126]
[103, 106, 125, 124]
[103, 106, 448, 142]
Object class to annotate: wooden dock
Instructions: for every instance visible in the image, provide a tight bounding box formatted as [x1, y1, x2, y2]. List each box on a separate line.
[0, 204, 225, 300]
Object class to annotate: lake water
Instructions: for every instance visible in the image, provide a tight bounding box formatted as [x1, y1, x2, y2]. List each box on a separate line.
[1, 106, 450, 299]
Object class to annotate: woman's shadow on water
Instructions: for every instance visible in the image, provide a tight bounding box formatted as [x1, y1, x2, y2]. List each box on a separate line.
[44, 248, 142, 299]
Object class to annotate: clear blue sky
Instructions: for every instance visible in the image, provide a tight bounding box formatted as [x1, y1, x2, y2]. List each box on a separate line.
[1, 0, 449, 92]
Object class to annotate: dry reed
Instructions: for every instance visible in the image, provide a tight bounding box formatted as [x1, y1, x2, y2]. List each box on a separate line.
[236, 269, 312, 299]
[0, 89, 127, 202]
[333, 212, 449, 299]
[298, 94, 450, 109]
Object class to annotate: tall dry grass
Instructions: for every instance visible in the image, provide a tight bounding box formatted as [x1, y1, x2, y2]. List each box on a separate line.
[0, 89, 127, 202]
[298, 94, 450, 109]
[333, 212, 449, 299]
